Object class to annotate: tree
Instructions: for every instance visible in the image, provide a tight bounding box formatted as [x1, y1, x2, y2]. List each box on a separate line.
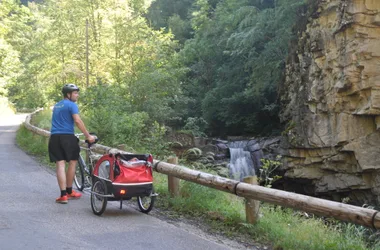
[0, 0, 32, 101]
[178, 0, 306, 136]
[145, 0, 195, 42]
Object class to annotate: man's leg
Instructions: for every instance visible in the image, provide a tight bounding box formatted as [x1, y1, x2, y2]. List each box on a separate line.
[56, 160, 68, 204]
[66, 160, 77, 187]
[56, 160, 66, 191]
[66, 160, 82, 199]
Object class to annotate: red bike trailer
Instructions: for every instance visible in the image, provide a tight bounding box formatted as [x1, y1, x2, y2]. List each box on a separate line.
[90, 153, 157, 216]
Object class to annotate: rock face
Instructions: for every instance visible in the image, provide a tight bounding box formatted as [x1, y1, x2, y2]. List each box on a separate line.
[279, 0, 380, 205]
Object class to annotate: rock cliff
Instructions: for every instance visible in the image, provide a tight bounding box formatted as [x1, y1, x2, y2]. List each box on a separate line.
[279, 0, 380, 205]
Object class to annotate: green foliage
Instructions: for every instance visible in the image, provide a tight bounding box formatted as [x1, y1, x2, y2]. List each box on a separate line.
[1, 0, 185, 159]
[282, 120, 298, 144]
[183, 117, 207, 137]
[0, 97, 15, 116]
[167, 14, 192, 44]
[0, 38, 21, 96]
[4, 0, 309, 138]
[143, 121, 171, 158]
[2, 0, 185, 115]
[28, 106, 170, 160]
[251, 206, 374, 250]
[258, 156, 282, 188]
[79, 84, 171, 158]
[16, 124, 49, 159]
[145, 0, 194, 41]
[30, 108, 52, 130]
[173, 0, 307, 136]
[182, 147, 203, 161]
[0, 1, 31, 98]
[82, 106, 149, 151]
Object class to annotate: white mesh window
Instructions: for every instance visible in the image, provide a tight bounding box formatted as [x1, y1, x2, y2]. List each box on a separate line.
[98, 160, 110, 179]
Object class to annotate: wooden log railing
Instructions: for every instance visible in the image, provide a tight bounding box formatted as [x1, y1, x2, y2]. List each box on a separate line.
[23, 111, 380, 229]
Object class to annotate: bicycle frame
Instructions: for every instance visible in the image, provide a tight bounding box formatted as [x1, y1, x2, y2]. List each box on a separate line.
[74, 133, 98, 191]
[79, 144, 96, 176]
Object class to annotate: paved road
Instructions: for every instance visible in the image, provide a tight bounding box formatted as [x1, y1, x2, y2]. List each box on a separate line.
[0, 114, 246, 250]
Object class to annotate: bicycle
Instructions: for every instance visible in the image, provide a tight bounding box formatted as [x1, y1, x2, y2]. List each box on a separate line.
[74, 133, 98, 191]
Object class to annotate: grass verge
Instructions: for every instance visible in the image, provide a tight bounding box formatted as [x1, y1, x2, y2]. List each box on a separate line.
[16, 124, 55, 168]
[17, 114, 380, 250]
[152, 171, 380, 250]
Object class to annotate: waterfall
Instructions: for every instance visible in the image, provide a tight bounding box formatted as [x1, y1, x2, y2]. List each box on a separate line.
[228, 147, 255, 180]
[228, 140, 263, 181]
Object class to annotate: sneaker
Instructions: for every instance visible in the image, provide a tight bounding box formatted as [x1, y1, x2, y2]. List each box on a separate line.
[67, 190, 82, 199]
[56, 195, 68, 204]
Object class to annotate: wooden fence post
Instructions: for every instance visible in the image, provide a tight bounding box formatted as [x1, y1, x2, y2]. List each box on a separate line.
[244, 176, 260, 224]
[167, 157, 180, 197]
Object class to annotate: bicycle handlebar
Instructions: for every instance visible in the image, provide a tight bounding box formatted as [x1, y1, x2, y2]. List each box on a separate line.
[75, 132, 99, 145]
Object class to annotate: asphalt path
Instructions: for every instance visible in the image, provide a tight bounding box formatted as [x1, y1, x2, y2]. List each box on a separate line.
[0, 114, 248, 250]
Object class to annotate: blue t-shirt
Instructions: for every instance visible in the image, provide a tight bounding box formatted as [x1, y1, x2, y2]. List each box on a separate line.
[51, 99, 79, 134]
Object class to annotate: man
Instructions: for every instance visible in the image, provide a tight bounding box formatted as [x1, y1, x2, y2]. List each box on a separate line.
[48, 83, 95, 204]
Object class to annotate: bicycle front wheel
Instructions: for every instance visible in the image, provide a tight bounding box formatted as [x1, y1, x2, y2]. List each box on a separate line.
[74, 155, 85, 191]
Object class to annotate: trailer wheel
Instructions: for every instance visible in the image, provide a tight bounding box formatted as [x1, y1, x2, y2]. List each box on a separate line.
[137, 187, 156, 214]
[91, 180, 107, 216]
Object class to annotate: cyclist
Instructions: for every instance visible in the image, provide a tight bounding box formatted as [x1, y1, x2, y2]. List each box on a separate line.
[48, 83, 96, 204]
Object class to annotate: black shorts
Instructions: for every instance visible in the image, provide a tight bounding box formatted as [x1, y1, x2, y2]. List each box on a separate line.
[48, 134, 80, 163]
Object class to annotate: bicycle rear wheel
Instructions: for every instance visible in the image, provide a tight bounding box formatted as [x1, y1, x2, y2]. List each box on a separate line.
[74, 155, 86, 191]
